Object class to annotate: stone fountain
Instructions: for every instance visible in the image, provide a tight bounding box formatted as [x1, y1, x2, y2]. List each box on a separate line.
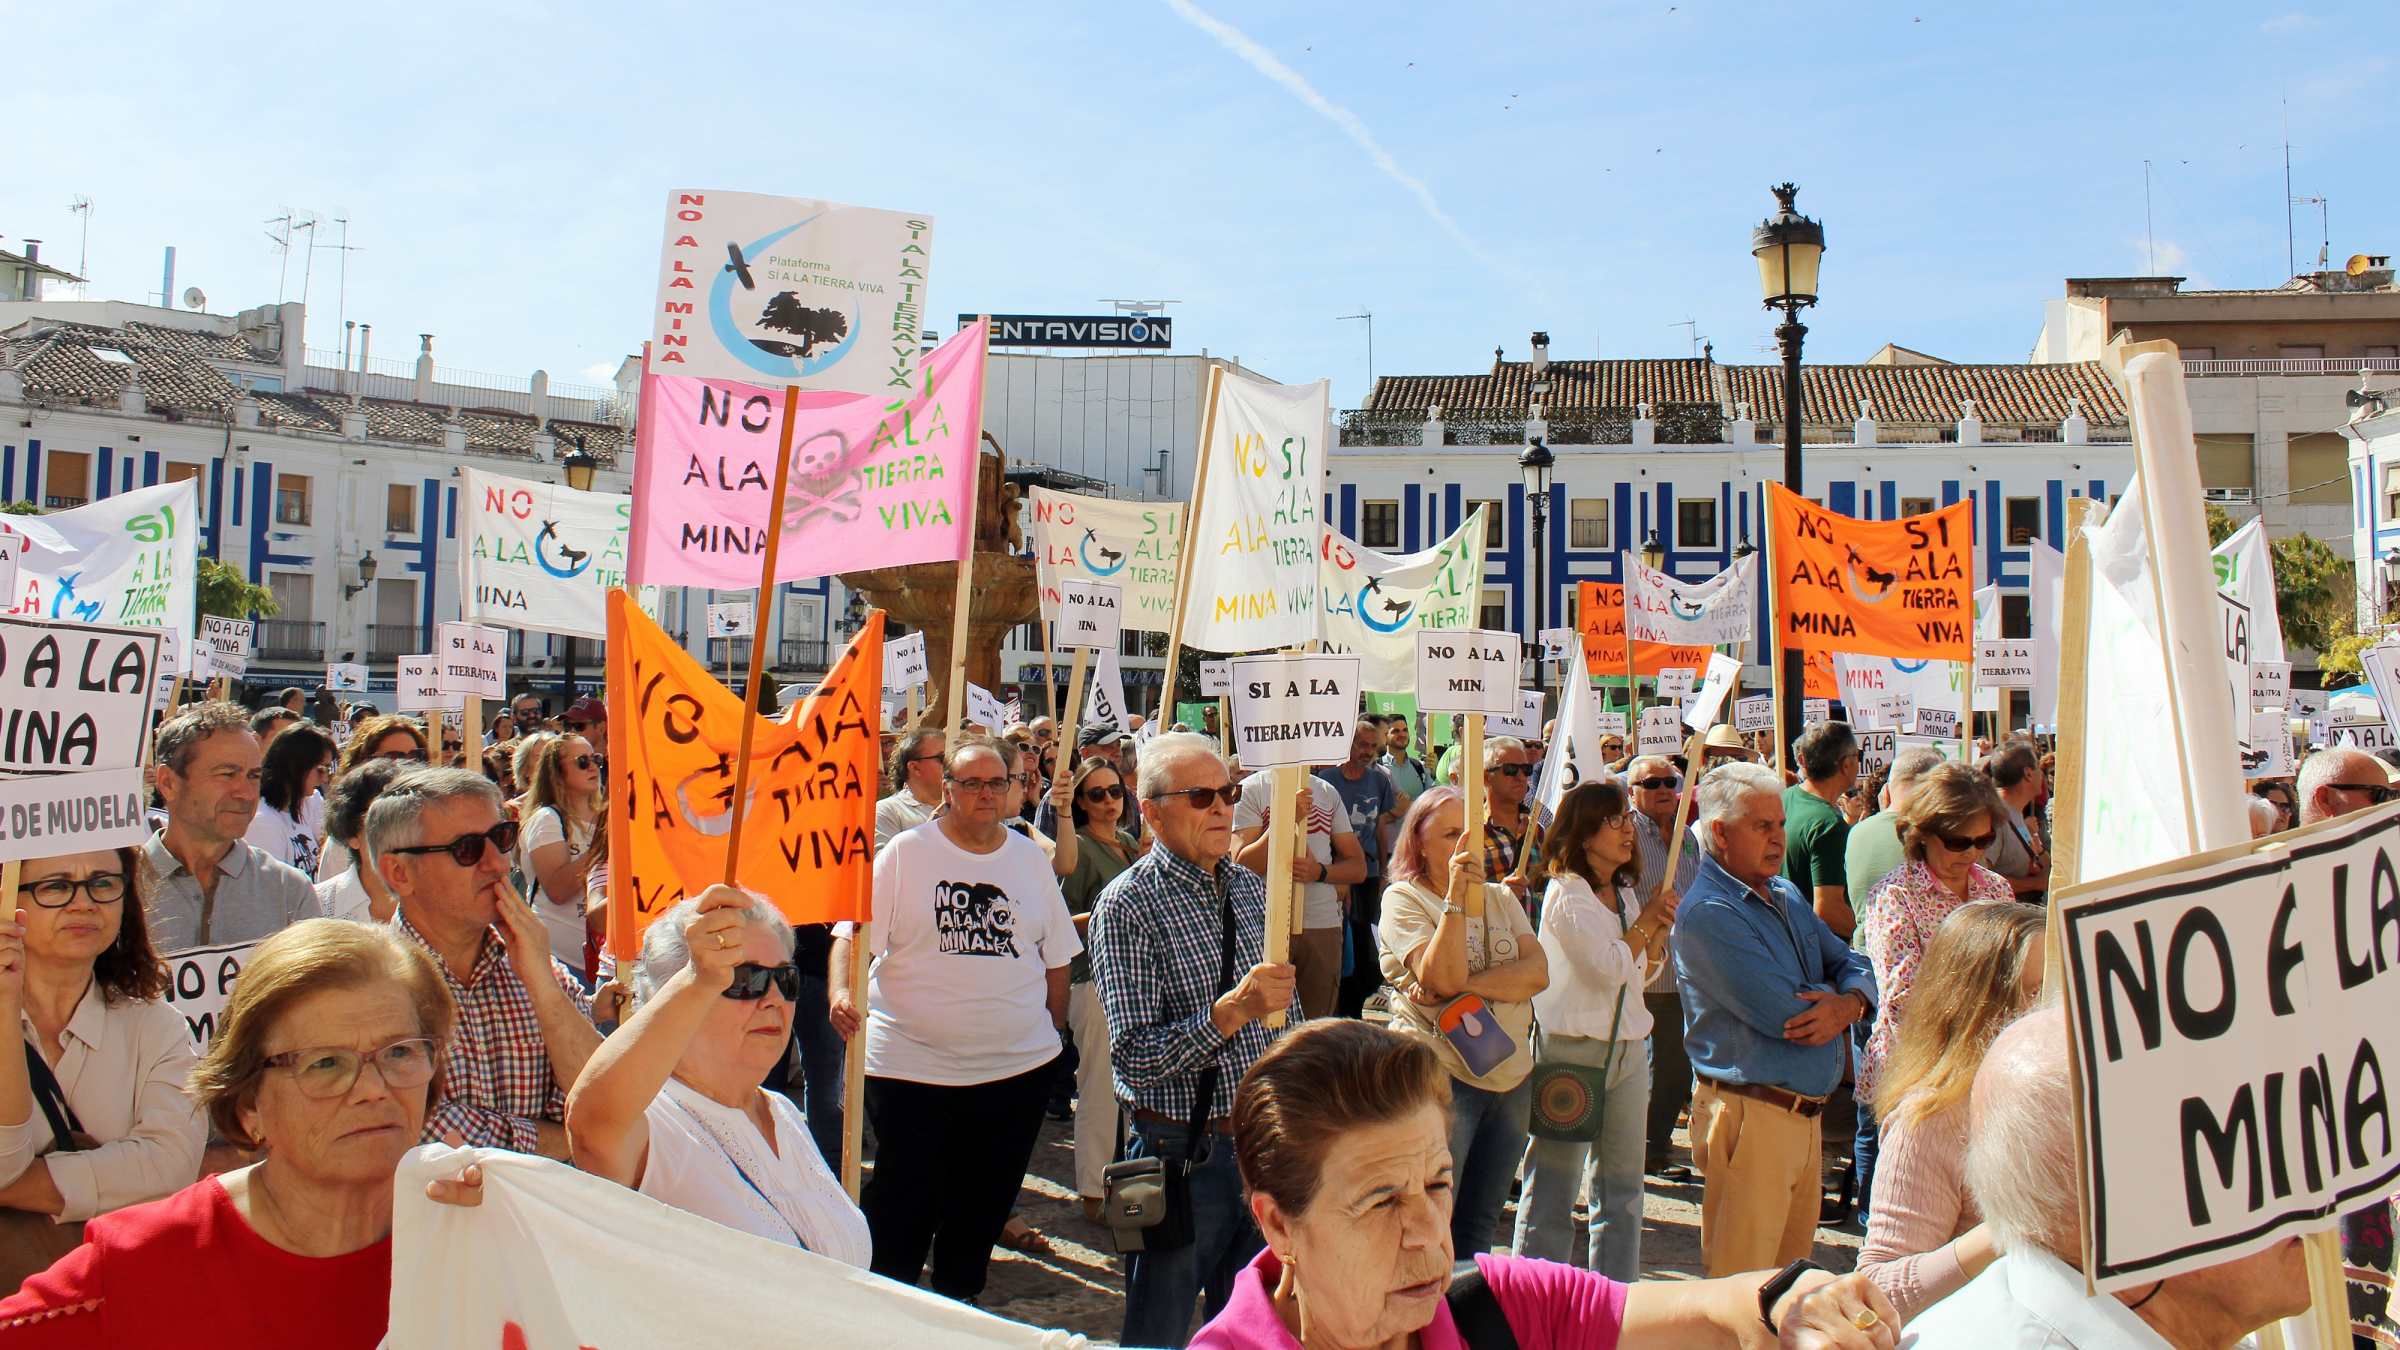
[840, 439, 1037, 730]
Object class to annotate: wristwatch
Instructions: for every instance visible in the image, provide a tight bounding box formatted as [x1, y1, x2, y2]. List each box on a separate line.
[1757, 1258, 1825, 1334]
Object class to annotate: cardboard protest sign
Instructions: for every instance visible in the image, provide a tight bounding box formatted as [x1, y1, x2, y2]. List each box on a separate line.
[649, 189, 932, 394]
[704, 601, 754, 639]
[2359, 645, 2400, 727]
[1682, 651, 1744, 731]
[1976, 639, 2038, 690]
[1768, 484, 1973, 662]
[1487, 688, 1544, 739]
[0, 537, 16, 604]
[1054, 580, 1124, 651]
[1181, 371, 1331, 654]
[1029, 487, 1181, 632]
[1317, 514, 1486, 693]
[197, 616, 251, 682]
[1226, 654, 1359, 769]
[2249, 661, 2291, 711]
[1857, 728, 1896, 772]
[1199, 660, 1231, 697]
[2241, 710, 2294, 779]
[2334, 721, 2399, 753]
[1804, 697, 1830, 723]
[434, 623, 506, 699]
[1538, 628, 1575, 662]
[1576, 581, 1713, 680]
[0, 766, 147, 864]
[1735, 695, 1774, 734]
[2, 480, 199, 669]
[1413, 629, 1518, 716]
[1623, 551, 1756, 646]
[0, 616, 161, 775]
[883, 631, 928, 691]
[964, 683, 1006, 731]
[1915, 706, 1960, 739]
[326, 662, 369, 693]
[1654, 667, 1697, 702]
[160, 940, 253, 1053]
[627, 321, 984, 590]
[396, 656, 463, 713]
[605, 591, 879, 958]
[1595, 709, 1629, 738]
[459, 467, 653, 641]
[1636, 705, 1683, 754]
[2057, 802, 2400, 1289]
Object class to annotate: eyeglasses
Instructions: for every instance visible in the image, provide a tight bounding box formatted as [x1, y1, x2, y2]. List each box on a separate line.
[263, 1036, 439, 1099]
[2331, 782, 2397, 803]
[722, 962, 803, 1002]
[948, 775, 1010, 795]
[17, 874, 128, 908]
[1489, 764, 1535, 778]
[1082, 784, 1126, 802]
[1151, 784, 1241, 810]
[1933, 830, 1997, 853]
[905, 752, 944, 765]
[568, 755, 596, 771]
[386, 820, 521, 867]
[1633, 776, 1682, 791]
[375, 748, 430, 764]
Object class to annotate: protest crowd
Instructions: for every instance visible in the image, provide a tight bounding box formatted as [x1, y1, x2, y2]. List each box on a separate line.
[0, 196, 2386, 1350]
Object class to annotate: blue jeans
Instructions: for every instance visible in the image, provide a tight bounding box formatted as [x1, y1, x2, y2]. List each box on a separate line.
[1851, 1018, 1878, 1225]
[1121, 1119, 1260, 1349]
[1448, 1076, 1533, 1258]
[762, 970, 845, 1166]
[1514, 1033, 1651, 1281]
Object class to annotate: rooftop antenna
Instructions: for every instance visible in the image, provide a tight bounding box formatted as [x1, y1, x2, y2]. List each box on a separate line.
[292, 214, 320, 312]
[265, 210, 298, 304]
[1098, 298, 1180, 317]
[2284, 100, 2296, 279]
[318, 217, 363, 337]
[66, 197, 92, 296]
[1336, 309, 1373, 400]
[1672, 318, 1703, 356]
[2294, 195, 2329, 271]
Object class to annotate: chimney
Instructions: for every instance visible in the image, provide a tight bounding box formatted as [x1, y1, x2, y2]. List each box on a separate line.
[161, 246, 176, 311]
[1631, 401, 1655, 447]
[341, 404, 368, 440]
[1853, 397, 1877, 445]
[353, 324, 372, 407]
[1955, 397, 1982, 445]
[119, 363, 147, 415]
[18, 240, 37, 301]
[233, 386, 260, 428]
[414, 335, 435, 402]
[1730, 400, 1757, 446]
[1529, 330, 1551, 377]
[529, 369, 550, 420]
[442, 409, 468, 454]
[2062, 395, 2089, 446]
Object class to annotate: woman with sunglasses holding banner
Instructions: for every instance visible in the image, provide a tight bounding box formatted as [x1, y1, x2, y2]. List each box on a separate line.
[564, 886, 868, 1265]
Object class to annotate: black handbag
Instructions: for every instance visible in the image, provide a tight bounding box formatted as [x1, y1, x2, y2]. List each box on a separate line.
[1102, 882, 1239, 1254]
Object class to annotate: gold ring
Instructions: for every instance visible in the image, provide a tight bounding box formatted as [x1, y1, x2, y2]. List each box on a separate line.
[1851, 1307, 1880, 1331]
[715, 934, 729, 949]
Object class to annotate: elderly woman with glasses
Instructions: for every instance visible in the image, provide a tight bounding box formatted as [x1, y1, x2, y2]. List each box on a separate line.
[0, 919, 484, 1346]
[1855, 764, 2013, 1113]
[0, 848, 202, 1282]
[566, 886, 868, 1264]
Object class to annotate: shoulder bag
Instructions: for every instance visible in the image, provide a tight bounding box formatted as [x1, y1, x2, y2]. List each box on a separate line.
[1101, 881, 1239, 1254]
[1528, 885, 1634, 1142]
[0, 1044, 91, 1293]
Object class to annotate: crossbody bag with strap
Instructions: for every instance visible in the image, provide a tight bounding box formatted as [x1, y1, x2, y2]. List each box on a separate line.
[1101, 879, 1240, 1254]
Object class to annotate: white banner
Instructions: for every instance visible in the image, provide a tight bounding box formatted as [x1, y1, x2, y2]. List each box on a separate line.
[1537, 627, 1575, 662]
[459, 467, 652, 641]
[1054, 580, 1124, 652]
[1635, 705, 1682, 754]
[2211, 516, 2284, 666]
[964, 683, 1006, 731]
[434, 623, 507, 700]
[1028, 487, 1181, 632]
[0, 537, 17, 604]
[326, 662, 369, 693]
[388, 1145, 1068, 1349]
[650, 190, 933, 395]
[1084, 646, 1133, 735]
[160, 940, 255, 1054]
[1532, 672, 1610, 826]
[2058, 803, 2400, 1288]
[396, 656, 463, 713]
[2030, 538, 2066, 727]
[2078, 484, 2203, 886]
[1226, 653, 1358, 768]
[705, 601, 754, 638]
[3, 480, 198, 668]
[2359, 644, 2400, 728]
[0, 765, 147, 864]
[1623, 551, 1756, 646]
[1199, 659, 1231, 697]
[1316, 512, 1486, 693]
[1682, 651, 1743, 731]
[1181, 371, 1329, 653]
[0, 616, 161, 774]
[883, 632, 928, 691]
[1413, 629, 1518, 716]
[1804, 697, 1830, 723]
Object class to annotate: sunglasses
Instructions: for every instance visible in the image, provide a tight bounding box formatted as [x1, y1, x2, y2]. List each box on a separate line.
[17, 874, 128, 908]
[376, 749, 430, 764]
[1151, 784, 1241, 810]
[1082, 784, 1126, 801]
[1933, 830, 1997, 853]
[1633, 776, 1682, 791]
[2332, 782, 2397, 804]
[1490, 764, 1535, 778]
[722, 962, 803, 1002]
[264, 1036, 439, 1100]
[568, 755, 596, 771]
[386, 820, 521, 867]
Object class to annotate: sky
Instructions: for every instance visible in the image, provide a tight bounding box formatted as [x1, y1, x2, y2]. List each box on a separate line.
[8, 1, 2397, 410]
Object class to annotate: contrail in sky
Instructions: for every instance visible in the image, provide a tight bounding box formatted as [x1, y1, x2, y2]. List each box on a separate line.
[1162, 0, 1504, 273]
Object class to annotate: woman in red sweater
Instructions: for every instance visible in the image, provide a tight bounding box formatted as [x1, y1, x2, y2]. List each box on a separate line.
[0, 918, 483, 1347]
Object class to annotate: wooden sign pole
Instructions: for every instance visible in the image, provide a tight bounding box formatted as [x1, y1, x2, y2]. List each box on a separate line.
[459, 696, 480, 769]
[1656, 730, 1708, 889]
[1055, 647, 1093, 788]
[1155, 365, 1223, 725]
[1216, 694, 1232, 756]
[2, 861, 18, 923]
[1460, 713, 1487, 917]
[720, 385, 803, 884]
[1261, 761, 1303, 1030]
[840, 931, 869, 1201]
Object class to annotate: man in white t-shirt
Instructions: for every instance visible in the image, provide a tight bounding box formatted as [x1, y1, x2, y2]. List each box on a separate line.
[1232, 770, 1364, 1019]
[874, 727, 946, 851]
[829, 735, 1077, 1304]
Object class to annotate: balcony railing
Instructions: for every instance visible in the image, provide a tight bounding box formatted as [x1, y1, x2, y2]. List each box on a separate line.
[256, 620, 325, 661]
[367, 623, 422, 661]
[2184, 357, 2400, 376]
[779, 638, 833, 671]
[41, 495, 86, 509]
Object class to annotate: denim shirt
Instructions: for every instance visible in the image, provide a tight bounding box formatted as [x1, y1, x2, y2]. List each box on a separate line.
[1672, 851, 1877, 1098]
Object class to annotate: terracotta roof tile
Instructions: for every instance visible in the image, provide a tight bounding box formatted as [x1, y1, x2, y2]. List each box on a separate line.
[1369, 357, 1717, 416]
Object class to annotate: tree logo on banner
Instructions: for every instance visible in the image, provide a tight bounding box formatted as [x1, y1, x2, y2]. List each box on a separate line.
[712, 223, 862, 382]
[534, 521, 594, 579]
[1077, 528, 1128, 578]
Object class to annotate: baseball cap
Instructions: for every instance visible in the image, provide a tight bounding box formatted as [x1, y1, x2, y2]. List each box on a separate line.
[1079, 725, 1125, 749]
[564, 696, 607, 726]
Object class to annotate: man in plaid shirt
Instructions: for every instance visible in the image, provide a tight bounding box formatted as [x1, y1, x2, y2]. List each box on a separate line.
[365, 767, 598, 1157]
[1091, 734, 1297, 1349]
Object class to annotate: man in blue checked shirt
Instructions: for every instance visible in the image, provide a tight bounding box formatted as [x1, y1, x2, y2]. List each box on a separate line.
[1674, 760, 1877, 1279]
[1090, 733, 1298, 1349]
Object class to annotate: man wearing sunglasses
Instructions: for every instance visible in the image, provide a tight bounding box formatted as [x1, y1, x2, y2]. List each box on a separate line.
[367, 767, 599, 1159]
[828, 736, 1078, 1304]
[1479, 737, 1543, 911]
[2297, 746, 2395, 825]
[875, 728, 947, 852]
[142, 701, 318, 950]
[1090, 732, 1298, 1348]
[1626, 754, 1702, 1179]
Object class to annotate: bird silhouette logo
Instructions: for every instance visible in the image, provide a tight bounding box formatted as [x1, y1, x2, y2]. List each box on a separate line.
[534, 521, 592, 580]
[1841, 544, 1898, 605]
[1358, 574, 1417, 633]
[1077, 527, 1128, 577]
[724, 243, 757, 290]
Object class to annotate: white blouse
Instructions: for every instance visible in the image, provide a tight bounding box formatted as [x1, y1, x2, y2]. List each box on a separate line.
[1530, 873, 1656, 1042]
[636, 1078, 870, 1267]
[0, 984, 205, 1223]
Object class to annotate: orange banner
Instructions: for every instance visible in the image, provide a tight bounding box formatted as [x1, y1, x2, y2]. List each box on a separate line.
[1805, 647, 1839, 699]
[1767, 484, 1973, 662]
[1578, 581, 1715, 679]
[605, 589, 882, 958]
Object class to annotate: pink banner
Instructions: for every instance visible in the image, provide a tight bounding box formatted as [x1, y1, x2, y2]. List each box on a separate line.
[628, 319, 985, 588]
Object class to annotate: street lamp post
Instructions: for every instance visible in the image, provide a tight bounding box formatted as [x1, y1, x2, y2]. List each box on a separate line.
[1752, 182, 1827, 756]
[560, 438, 599, 708]
[1520, 436, 1555, 715]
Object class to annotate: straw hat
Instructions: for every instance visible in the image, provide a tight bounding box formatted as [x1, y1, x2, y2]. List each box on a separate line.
[1701, 724, 1753, 756]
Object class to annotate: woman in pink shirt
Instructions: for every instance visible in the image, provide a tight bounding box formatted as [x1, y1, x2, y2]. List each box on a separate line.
[1858, 901, 2045, 1319]
[1190, 1020, 1901, 1350]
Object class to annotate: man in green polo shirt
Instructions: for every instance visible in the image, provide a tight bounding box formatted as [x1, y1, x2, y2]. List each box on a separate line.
[1781, 720, 1861, 942]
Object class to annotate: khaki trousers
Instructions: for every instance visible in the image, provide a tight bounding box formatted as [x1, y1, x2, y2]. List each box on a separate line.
[1293, 926, 1343, 1020]
[1690, 1079, 1823, 1276]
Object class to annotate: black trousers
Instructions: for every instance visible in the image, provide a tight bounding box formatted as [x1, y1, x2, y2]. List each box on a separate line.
[862, 1056, 1057, 1301]
[1336, 876, 1386, 1019]
[1645, 988, 1694, 1169]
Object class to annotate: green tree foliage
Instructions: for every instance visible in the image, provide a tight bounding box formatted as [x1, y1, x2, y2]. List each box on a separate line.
[197, 558, 277, 621]
[0, 501, 38, 516]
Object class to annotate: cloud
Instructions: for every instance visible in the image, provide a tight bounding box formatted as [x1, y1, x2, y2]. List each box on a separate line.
[579, 360, 620, 383]
[2148, 239, 2190, 273]
[2260, 12, 2319, 32]
[1161, 0, 1505, 275]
